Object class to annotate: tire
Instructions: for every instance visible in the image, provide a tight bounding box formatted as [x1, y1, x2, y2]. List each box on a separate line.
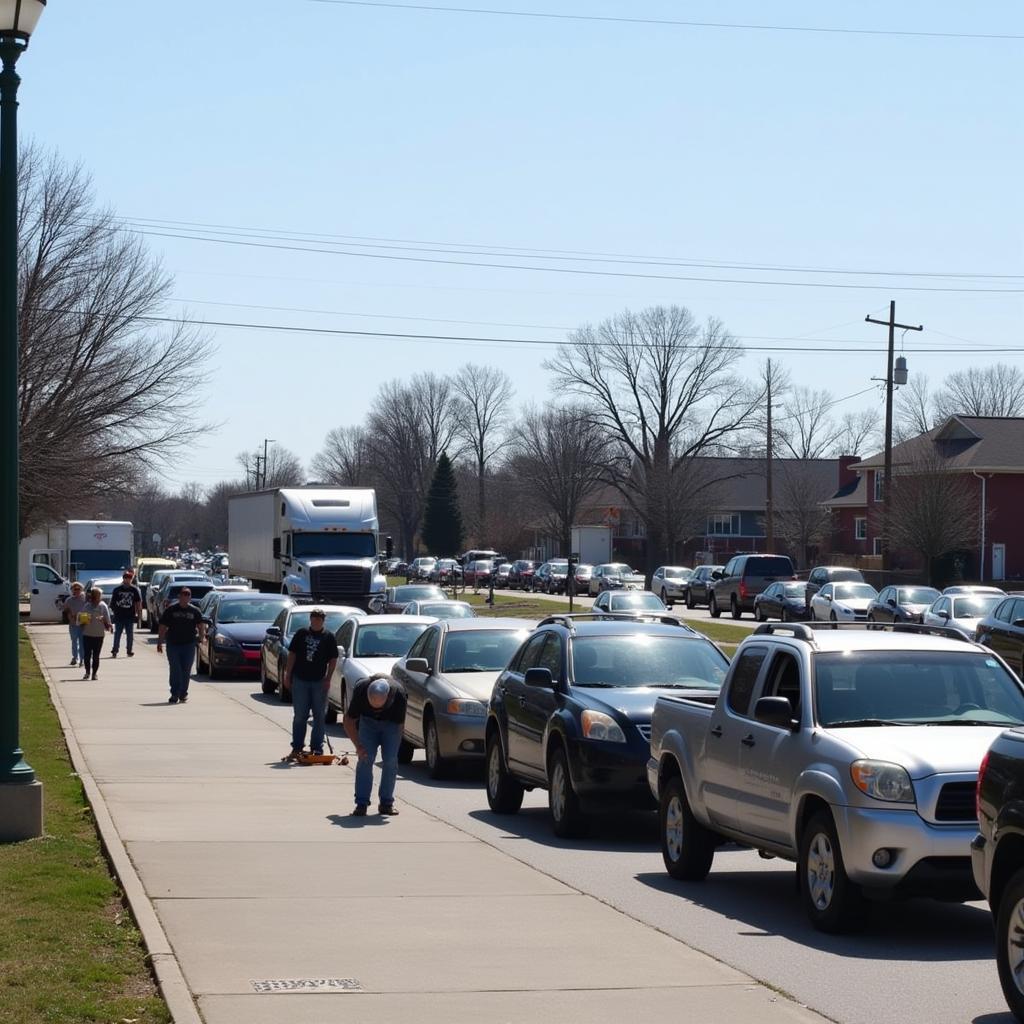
[686, 591, 695, 610]
[660, 587, 671, 608]
[260, 657, 276, 695]
[709, 593, 722, 619]
[548, 744, 588, 838]
[485, 729, 524, 814]
[660, 774, 715, 880]
[148, 612, 158, 634]
[209, 656, 223, 681]
[754, 604, 765, 622]
[996, 868, 1024, 1021]
[424, 712, 449, 779]
[730, 596, 742, 620]
[798, 810, 867, 933]
[398, 739, 415, 764]
[278, 662, 292, 703]
[325, 703, 338, 724]
[781, 607, 789, 623]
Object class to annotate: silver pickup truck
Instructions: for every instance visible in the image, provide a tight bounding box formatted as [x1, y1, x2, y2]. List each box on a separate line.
[647, 622, 1024, 932]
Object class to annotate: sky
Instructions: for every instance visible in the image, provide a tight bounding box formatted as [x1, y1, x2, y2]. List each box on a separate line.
[22, 0, 1024, 491]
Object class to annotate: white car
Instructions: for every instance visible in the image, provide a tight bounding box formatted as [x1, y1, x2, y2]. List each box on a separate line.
[924, 592, 1004, 636]
[328, 614, 436, 719]
[652, 565, 693, 608]
[810, 581, 879, 622]
[592, 590, 668, 616]
[941, 585, 1005, 596]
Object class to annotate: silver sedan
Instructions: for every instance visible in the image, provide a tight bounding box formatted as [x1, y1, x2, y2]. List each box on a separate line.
[923, 592, 1003, 637]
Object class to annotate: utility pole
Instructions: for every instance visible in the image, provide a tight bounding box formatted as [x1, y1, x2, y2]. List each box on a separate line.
[253, 455, 264, 491]
[765, 359, 775, 552]
[865, 301, 923, 573]
[261, 438, 276, 489]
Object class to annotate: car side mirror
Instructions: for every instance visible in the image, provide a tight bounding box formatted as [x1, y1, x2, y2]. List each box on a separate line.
[938, 610, 949, 620]
[524, 667, 554, 689]
[265, 626, 281, 638]
[887, 598, 897, 607]
[406, 657, 430, 674]
[711, 570, 723, 580]
[824, 594, 832, 602]
[386, 535, 394, 559]
[754, 696, 797, 731]
[1013, 619, 1024, 629]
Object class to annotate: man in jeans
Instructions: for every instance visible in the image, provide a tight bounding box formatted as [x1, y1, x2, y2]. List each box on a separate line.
[282, 608, 339, 759]
[109, 571, 142, 658]
[343, 674, 407, 816]
[156, 588, 206, 705]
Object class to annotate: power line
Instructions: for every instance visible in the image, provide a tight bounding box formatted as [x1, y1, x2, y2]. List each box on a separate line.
[309, 0, 1024, 41]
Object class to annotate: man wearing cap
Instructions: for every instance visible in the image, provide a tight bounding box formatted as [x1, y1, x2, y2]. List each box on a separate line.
[283, 608, 339, 760]
[343, 672, 407, 816]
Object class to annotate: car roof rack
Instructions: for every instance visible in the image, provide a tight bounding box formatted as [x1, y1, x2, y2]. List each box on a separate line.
[752, 621, 975, 645]
[536, 612, 699, 635]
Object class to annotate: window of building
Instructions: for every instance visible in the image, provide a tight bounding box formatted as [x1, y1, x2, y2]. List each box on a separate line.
[707, 513, 740, 536]
[854, 517, 867, 541]
[873, 472, 884, 502]
[873, 537, 883, 556]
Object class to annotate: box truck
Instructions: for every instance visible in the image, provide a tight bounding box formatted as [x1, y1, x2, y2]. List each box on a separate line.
[66, 520, 134, 580]
[571, 525, 613, 566]
[228, 487, 390, 608]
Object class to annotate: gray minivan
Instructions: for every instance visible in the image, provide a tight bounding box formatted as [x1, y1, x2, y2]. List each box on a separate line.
[709, 553, 796, 619]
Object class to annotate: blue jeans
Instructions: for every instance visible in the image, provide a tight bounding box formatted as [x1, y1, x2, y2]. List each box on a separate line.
[112, 619, 135, 654]
[68, 624, 83, 661]
[355, 717, 402, 807]
[290, 676, 328, 754]
[166, 643, 195, 698]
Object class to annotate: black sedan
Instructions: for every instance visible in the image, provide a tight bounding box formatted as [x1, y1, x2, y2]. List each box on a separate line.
[196, 593, 294, 679]
[753, 581, 812, 622]
[683, 565, 724, 609]
[260, 603, 365, 700]
[975, 594, 1024, 678]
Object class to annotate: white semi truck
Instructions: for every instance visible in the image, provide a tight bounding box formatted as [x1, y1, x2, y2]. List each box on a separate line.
[228, 487, 391, 608]
[66, 520, 134, 580]
[571, 525, 613, 566]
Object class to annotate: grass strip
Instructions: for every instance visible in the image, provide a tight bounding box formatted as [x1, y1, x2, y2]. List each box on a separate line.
[0, 630, 171, 1024]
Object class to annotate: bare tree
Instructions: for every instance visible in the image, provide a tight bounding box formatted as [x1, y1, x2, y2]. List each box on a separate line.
[454, 363, 514, 540]
[546, 305, 765, 578]
[934, 364, 1024, 420]
[775, 386, 840, 460]
[895, 374, 934, 441]
[772, 461, 835, 569]
[834, 408, 880, 456]
[236, 445, 304, 489]
[310, 426, 373, 486]
[17, 145, 212, 537]
[512, 405, 610, 561]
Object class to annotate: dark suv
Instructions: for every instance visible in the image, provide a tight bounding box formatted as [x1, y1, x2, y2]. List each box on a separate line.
[683, 564, 724, 609]
[709, 554, 796, 619]
[508, 560, 537, 590]
[975, 595, 1024, 677]
[484, 613, 730, 837]
[804, 565, 865, 609]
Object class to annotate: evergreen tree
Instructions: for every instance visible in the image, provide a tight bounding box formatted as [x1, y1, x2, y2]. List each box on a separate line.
[421, 452, 464, 556]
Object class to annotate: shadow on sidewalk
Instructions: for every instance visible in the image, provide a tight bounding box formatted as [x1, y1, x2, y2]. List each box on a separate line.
[467, 806, 659, 852]
[326, 813, 391, 829]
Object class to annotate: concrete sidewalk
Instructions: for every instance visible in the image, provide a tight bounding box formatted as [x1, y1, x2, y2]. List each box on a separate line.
[29, 624, 822, 1024]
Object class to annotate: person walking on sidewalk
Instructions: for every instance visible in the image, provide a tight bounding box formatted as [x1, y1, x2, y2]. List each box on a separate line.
[156, 587, 206, 705]
[63, 581, 88, 667]
[283, 608, 339, 760]
[109, 571, 142, 658]
[80, 587, 113, 680]
[343, 674, 407, 816]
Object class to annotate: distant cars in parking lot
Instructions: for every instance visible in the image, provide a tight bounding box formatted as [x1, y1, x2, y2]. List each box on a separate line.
[402, 600, 476, 619]
[407, 557, 437, 581]
[378, 583, 447, 614]
[683, 565, 723, 609]
[709, 554, 795, 619]
[428, 558, 462, 585]
[809, 582, 878, 622]
[507, 560, 537, 590]
[571, 563, 593, 592]
[588, 563, 644, 595]
[155, 580, 216, 623]
[532, 560, 569, 594]
[463, 560, 495, 589]
[753, 581, 812, 622]
[923, 592, 1003, 637]
[652, 566, 692, 608]
[866, 585, 941, 625]
[146, 569, 208, 629]
[592, 590, 667, 616]
[494, 563, 513, 588]
[804, 565, 865, 608]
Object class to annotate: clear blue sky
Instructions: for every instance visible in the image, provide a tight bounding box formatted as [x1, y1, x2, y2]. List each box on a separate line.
[24, 0, 1024, 489]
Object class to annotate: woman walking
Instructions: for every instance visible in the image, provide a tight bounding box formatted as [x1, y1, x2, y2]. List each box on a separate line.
[80, 587, 112, 680]
[63, 581, 88, 666]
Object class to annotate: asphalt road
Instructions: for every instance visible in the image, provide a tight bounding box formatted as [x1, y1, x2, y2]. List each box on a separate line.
[202, 666, 1010, 1024]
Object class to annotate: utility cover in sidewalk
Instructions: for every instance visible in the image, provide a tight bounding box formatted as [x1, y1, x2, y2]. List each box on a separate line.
[251, 978, 363, 993]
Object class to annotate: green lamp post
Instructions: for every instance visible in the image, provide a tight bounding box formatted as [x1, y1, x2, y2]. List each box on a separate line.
[0, 0, 45, 843]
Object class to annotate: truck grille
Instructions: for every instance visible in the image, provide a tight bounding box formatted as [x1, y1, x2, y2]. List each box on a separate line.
[309, 566, 370, 600]
[934, 781, 976, 822]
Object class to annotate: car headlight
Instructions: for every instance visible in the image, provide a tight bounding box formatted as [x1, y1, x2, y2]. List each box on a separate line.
[581, 709, 626, 742]
[445, 698, 486, 717]
[850, 760, 915, 803]
[213, 634, 240, 648]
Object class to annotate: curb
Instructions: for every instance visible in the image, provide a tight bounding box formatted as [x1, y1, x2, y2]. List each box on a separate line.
[28, 630, 204, 1024]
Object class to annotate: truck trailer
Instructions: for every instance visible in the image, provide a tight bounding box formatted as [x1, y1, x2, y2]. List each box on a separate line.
[571, 525, 613, 566]
[228, 487, 390, 608]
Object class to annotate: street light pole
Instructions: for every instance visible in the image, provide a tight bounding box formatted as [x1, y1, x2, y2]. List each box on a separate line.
[0, 0, 46, 843]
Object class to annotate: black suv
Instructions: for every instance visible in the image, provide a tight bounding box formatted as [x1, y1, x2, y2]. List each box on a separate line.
[709, 554, 796, 619]
[484, 614, 730, 837]
[975, 595, 1024, 677]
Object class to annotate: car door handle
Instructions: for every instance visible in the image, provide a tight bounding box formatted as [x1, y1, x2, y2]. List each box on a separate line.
[741, 734, 756, 748]
[518, 696, 528, 708]
[710, 725, 723, 738]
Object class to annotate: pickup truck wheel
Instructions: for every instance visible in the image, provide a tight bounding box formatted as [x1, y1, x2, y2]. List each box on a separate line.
[660, 775, 714, 880]
[486, 730, 523, 814]
[398, 739, 415, 765]
[799, 811, 867, 933]
[709, 594, 722, 618]
[996, 867, 1024, 1020]
[548, 745, 588, 838]
[730, 596, 742, 620]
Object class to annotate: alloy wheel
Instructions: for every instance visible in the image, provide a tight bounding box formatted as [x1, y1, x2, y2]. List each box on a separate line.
[551, 760, 567, 822]
[664, 794, 684, 863]
[1008, 896, 1024, 996]
[806, 831, 836, 911]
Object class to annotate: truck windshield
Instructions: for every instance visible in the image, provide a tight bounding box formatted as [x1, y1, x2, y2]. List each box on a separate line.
[815, 650, 1024, 726]
[291, 533, 376, 559]
[69, 549, 132, 573]
[571, 636, 728, 690]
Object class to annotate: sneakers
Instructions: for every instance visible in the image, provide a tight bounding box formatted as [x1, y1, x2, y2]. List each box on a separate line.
[111, 651, 118, 658]
[179, 694, 188, 703]
[91, 672, 98, 680]
[70, 658, 77, 666]
[127, 651, 134, 657]
[351, 804, 368, 817]
[378, 803, 399, 816]
[168, 696, 179, 704]
[82, 671, 90, 680]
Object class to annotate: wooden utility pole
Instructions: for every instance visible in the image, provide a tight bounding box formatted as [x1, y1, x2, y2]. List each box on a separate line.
[765, 360, 775, 551]
[865, 301, 923, 572]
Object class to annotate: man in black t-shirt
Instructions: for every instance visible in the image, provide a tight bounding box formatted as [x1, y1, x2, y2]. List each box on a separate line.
[110, 572, 143, 657]
[156, 588, 207, 704]
[283, 609, 339, 759]
[343, 674, 408, 816]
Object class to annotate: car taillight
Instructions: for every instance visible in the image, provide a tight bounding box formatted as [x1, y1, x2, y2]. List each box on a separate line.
[977, 750, 991, 821]
[739, 581, 748, 600]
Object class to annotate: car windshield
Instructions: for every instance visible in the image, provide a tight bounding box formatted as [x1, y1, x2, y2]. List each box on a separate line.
[604, 564, 634, 575]
[609, 593, 665, 611]
[952, 595, 1001, 618]
[829, 570, 863, 582]
[217, 598, 292, 623]
[746, 557, 793, 576]
[815, 650, 1024, 726]
[897, 587, 940, 605]
[287, 610, 350, 634]
[396, 586, 445, 601]
[833, 583, 877, 600]
[354, 623, 428, 658]
[138, 564, 172, 583]
[168, 585, 213, 601]
[571, 635, 728, 690]
[419, 602, 475, 619]
[441, 629, 530, 672]
[291, 533, 376, 558]
[781, 583, 806, 596]
[575, 564, 593, 573]
[663, 567, 692, 579]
